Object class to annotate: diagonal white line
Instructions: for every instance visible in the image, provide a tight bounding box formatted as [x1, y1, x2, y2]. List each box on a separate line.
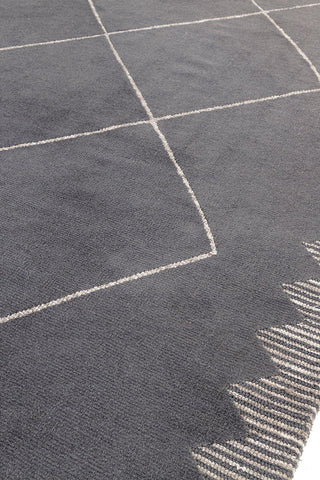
[0, 34, 105, 52]
[1, 89, 319, 152]
[108, 2, 320, 36]
[0, 3, 318, 326]
[0, 120, 150, 152]
[108, 11, 262, 35]
[0, 252, 214, 324]
[87, 0, 216, 253]
[266, 2, 320, 13]
[1, 2, 320, 53]
[156, 89, 320, 121]
[251, 0, 320, 82]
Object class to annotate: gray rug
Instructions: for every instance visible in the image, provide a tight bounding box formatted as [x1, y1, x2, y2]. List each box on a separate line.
[1, 1, 320, 479]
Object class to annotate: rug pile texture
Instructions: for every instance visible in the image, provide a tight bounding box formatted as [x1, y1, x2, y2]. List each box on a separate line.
[1, 1, 320, 479]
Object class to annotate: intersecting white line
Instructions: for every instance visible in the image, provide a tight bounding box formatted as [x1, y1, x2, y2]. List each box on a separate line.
[1, 2, 320, 52]
[251, 0, 320, 82]
[107, 2, 320, 36]
[1, 88, 319, 323]
[0, 120, 150, 152]
[0, 253, 214, 324]
[1, 88, 319, 153]
[1, 2, 320, 323]
[87, 0, 216, 254]
[156, 89, 320, 121]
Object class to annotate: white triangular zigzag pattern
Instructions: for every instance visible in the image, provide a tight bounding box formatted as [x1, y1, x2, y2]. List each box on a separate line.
[193, 241, 320, 480]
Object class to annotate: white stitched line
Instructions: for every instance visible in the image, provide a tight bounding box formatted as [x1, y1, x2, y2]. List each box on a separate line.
[294, 281, 320, 294]
[231, 396, 310, 436]
[1, 88, 320, 153]
[265, 2, 320, 12]
[194, 453, 263, 480]
[299, 323, 320, 335]
[201, 444, 292, 478]
[232, 389, 308, 425]
[87, 0, 216, 253]
[196, 465, 220, 480]
[266, 347, 320, 374]
[305, 241, 320, 249]
[0, 252, 213, 324]
[104, 2, 320, 35]
[230, 439, 295, 468]
[304, 244, 320, 256]
[234, 383, 315, 416]
[251, 0, 320, 82]
[201, 445, 283, 480]
[266, 328, 320, 348]
[281, 367, 320, 390]
[284, 324, 320, 340]
[272, 357, 320, 380]
[261, 376, 319, 400]
[152, 122, 216, 251]
[284, 283, 320, 300]
[0, 120, 150, 152]
[300, 310, 320, 322]
[109, 11, 262, 35]
[156, 89, 320, 122]
[1, 2, 320, 53]
[237, 437, 296, 463]
[0, 34, 105, 52]
[106, 3, 320, 36]
[260, 332, 320, 361]
[287, 296, 320, 312]
[238, 379, 318, 411]
[283, 287, 320, 306]
[235, 403, 307, 443]
[248, 427, 302, 455]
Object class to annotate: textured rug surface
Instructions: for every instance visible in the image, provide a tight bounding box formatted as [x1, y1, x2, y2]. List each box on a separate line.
[1, 1, 320, 479]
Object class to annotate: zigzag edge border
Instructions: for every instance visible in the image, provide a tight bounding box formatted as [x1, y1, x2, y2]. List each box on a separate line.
[193, 241, 320, 480]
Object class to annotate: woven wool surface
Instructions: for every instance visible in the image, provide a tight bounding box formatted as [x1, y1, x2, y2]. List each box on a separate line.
[1, 1, 320, 479]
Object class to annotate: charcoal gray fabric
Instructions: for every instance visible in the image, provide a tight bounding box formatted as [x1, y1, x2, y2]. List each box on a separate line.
[0, 126, 208, 313]
[0, 1, 319, 479]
